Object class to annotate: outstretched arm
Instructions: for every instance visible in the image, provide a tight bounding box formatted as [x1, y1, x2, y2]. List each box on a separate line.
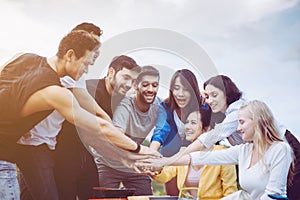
[22, 85, 160, 157]
[135, 152, 191, 172]
[149, 104, 169, 151]
[70, 87, 111, 122]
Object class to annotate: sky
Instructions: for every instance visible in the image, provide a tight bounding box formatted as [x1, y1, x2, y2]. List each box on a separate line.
[0, 0, 299, 140]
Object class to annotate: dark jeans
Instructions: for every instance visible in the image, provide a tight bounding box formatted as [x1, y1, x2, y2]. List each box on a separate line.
[17, 144, 59, 200]
[54, 149, 98, 200]
[98, 164, 152, 196]
[54, 121, 99, 200]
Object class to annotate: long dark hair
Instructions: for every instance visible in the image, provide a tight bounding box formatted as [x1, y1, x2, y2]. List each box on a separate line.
[185, 104, 211, 130]
[204, 75, 242, 107]
[165, 69, 202, 120]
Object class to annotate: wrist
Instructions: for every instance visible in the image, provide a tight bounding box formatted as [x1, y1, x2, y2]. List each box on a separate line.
[129, 142, 141, 153]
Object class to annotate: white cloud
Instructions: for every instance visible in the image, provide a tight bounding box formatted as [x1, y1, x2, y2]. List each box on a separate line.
[0, 0, 299, 139]
[0, 0, 61, 60]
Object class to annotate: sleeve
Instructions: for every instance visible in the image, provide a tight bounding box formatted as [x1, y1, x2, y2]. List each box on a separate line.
[220, 161, 238, 196]
[261, 142, 292, 199]
[60, 75, 86, 89]
[153, 166, 178, 184]
[150, 104, 170, 145]
[197, 107, 239, 148]
[190, 145, 240, 166]
[112, 100, 130, 132]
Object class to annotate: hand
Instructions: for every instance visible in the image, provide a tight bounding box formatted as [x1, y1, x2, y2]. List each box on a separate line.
[138, 145, 162, 158]
[136, 167, 162, 177]
[119, 145, 163, 173]
[119, 153, 157, 172]
[135, 156, 170, 171]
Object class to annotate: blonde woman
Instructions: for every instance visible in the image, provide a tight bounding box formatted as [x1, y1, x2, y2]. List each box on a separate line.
[153, 108, 238, 199]
[139, 100, 293, 200]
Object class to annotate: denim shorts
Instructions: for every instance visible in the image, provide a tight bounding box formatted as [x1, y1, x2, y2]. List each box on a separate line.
[0, 161, 20, 200]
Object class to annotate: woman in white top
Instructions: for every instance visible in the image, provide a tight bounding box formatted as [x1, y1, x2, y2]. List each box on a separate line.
[138, 100, 293, 200]
[166, 75, 246, 160]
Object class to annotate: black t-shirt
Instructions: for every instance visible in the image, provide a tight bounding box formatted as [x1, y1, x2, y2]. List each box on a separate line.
[56, 78, 124, 154]
[86, 78, 124, 118]
[0, 53, 61, 141]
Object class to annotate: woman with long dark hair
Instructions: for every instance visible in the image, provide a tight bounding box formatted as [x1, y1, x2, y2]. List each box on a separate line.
[150, 69, 203, 195]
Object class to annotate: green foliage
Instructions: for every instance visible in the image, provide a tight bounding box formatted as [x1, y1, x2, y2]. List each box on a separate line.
[152, 180, 166, 195]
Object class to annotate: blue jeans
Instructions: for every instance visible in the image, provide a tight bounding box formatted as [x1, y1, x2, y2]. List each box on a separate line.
[98, 164, 152, 196]
[0, 161, 20, 200]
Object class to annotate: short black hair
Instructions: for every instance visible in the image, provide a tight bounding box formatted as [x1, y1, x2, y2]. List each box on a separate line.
[136, 65, 160, 83]
[108, 55, 141, 74]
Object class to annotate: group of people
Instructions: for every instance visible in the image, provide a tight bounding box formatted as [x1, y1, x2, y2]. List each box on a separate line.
[0, 22, 299, 200]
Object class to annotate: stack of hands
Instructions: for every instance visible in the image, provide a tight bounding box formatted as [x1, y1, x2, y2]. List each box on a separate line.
[122, 145, 169, 176]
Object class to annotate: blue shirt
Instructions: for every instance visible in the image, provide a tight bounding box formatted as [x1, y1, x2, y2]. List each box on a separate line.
[151, 102, 190, 157]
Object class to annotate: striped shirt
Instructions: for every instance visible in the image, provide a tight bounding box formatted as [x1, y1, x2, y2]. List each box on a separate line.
[197, 98, 245, 148]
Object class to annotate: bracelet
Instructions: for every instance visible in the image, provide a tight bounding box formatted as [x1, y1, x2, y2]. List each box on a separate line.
[129, 142, 141, 153]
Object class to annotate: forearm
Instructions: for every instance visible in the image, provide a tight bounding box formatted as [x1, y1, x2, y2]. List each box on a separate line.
[167, 153, 191, 166]
[94, 104, 111, 122]
[162, 140, 205, 166]
[182, 139, 206, 155]
[72, 88, 111, 122]
[43, 87, 137, 153]
[79, 116, 138, 151]
[60, 103, 136, 152]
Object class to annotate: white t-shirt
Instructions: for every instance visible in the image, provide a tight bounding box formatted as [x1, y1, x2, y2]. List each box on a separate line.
[173, 110, 185, 140]
[60, 75, 86, 89]
[17, 75, 85, 149]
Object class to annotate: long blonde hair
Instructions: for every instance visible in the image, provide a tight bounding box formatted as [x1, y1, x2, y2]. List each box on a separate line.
[240, 100, 283, 155]
[240, 100, 294, 185]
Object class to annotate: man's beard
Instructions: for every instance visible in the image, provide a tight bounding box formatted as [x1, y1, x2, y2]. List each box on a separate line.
[137, 91, 156, 105]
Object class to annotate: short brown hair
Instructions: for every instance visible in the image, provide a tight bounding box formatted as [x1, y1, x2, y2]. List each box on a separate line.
[56, 30, 100, 59]
[71, 22, 103, 36]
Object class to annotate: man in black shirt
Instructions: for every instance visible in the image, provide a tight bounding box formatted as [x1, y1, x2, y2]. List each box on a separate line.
[87, 55, 141, 117]
[55, 55, 141, 199]
[0, 30, 157, 200]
